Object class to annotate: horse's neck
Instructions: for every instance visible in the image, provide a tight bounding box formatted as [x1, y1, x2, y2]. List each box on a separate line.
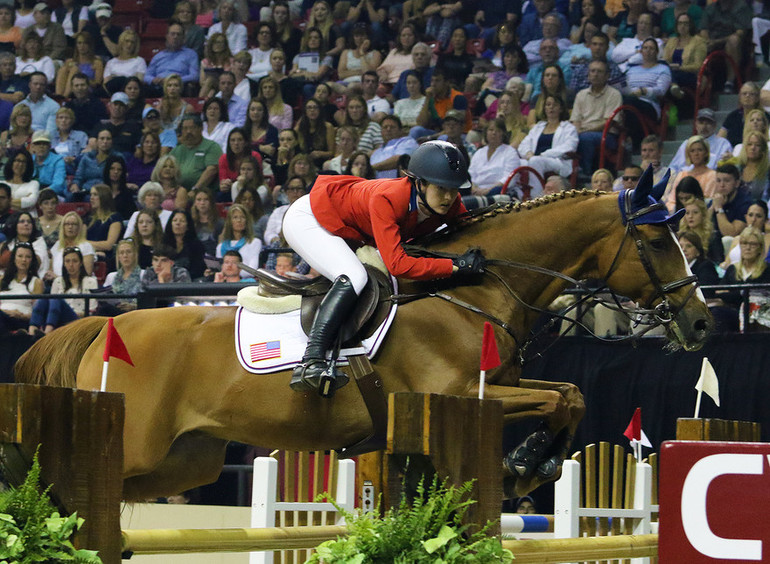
[438, 195, 615, 310]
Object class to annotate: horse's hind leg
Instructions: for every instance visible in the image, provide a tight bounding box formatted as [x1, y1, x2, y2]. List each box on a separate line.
[122, 432, 229, 501]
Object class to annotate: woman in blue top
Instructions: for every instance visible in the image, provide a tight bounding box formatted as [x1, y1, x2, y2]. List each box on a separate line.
[85, 183, 123, 267]
[70, 127, 116, 201]
[216, 203, 262, 277]
[51, 107, 88, 176]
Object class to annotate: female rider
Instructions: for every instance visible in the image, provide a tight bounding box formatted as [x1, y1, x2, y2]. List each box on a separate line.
[282, 141, 485, 393]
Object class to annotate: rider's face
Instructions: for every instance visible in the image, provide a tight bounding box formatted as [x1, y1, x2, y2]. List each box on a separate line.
[420, 182, 458, 215]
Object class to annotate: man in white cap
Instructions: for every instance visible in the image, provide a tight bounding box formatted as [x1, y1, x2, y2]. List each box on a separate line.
[92, 92, 141, 159]
[84, 3, 122, 60]
[22, 4, 67, 61]
[141, 106, 177, 152]
[668, 108, 733, 174]
[30, 130, 66, 200]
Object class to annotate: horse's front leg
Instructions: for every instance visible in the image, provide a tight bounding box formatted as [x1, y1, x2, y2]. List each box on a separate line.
[473, 383, 573, 430]
[469, 383, 582, 497]
[518, 378, 586, 443]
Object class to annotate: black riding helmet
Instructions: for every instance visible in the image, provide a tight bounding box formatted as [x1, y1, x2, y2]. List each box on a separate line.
[407, 140, 471, 189]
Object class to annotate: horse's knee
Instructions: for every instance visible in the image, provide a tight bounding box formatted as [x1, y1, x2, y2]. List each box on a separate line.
[544, 391, 570, 430]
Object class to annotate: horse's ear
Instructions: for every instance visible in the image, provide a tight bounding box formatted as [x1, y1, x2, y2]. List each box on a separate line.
[650, 169, 671, 201]
[630, 164, 653, 210]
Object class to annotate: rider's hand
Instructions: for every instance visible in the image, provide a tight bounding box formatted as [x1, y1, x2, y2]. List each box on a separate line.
[453, 249, 486, 275]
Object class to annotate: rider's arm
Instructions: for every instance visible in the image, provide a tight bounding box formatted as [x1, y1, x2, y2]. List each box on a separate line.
[369, 193, 455, 279]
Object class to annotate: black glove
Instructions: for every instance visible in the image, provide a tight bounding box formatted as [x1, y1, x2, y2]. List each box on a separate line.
[453, 249, 486, 275]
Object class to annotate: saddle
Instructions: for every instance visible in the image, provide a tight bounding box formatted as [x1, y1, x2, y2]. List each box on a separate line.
[251, 264, 394, 346]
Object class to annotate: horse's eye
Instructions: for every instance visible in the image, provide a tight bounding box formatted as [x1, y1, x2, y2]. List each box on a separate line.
[649, 238, 667, 251]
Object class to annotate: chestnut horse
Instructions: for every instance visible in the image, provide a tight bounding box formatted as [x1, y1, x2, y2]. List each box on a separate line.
[15, 177, 712, 500]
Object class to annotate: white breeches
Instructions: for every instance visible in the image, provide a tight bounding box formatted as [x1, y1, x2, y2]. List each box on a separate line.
[282, 195, 369, 295]
[519, 156, 573, 199]
[753, 17, 770, 54]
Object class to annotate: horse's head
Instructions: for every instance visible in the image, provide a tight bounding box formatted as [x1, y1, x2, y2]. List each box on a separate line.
[602, 166, 713, 350]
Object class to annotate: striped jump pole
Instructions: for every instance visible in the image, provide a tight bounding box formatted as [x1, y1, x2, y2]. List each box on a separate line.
[500, 514, 554, 535]
[501, 533, 658, 563]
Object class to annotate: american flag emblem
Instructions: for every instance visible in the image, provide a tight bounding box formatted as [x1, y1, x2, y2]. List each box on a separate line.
[250, 340, 281, 362]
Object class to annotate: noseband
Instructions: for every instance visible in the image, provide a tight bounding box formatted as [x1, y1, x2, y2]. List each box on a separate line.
[399, 191, 702, 364]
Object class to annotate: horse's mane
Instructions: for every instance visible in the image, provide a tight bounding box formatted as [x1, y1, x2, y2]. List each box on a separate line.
[412, 189, 606, 248]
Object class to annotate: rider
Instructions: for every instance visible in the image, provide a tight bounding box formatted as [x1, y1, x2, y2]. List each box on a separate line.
[282, 141, 486, 393]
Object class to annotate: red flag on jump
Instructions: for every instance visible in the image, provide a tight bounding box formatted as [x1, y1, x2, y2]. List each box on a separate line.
[624, 407, 642, 442]
[480, 322, 501, 371]
[102, 318, 134, 366]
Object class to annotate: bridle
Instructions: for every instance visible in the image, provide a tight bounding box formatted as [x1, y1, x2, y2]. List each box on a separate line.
[612, 188, 698, 324]
[397, 190, 701, 365]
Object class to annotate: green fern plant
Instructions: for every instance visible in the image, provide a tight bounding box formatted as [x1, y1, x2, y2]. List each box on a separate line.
[0, 447, 102, 563]
[306, 476, 513, 564]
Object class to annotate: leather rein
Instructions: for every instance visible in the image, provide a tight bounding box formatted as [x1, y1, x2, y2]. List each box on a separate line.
[396, 193, 699, 366]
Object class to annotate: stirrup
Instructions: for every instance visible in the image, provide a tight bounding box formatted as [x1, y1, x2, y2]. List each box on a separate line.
[289, 359, 349, 396]
[289, 360, 322, 392]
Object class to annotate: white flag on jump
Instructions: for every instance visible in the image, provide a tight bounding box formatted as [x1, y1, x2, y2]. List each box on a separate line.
[695, 357, 720, 407]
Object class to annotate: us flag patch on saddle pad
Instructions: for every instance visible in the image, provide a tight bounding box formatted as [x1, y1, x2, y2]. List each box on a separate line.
[250, 340, 282, 362]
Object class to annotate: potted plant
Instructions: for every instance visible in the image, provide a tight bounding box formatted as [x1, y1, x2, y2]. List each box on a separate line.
[0, 448, 102, 563]
[307, 477, 514, 563]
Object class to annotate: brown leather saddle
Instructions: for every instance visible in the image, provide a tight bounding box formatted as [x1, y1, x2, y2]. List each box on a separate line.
[254, 264, 394, 346]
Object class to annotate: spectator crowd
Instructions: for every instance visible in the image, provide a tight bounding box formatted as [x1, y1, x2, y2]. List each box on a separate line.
[0, 0, 768, 335]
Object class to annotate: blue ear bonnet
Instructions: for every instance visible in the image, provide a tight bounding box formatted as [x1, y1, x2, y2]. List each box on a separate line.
[618, 165, 685, 225]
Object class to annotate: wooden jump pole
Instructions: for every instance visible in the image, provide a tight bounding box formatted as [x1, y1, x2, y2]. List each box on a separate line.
[501, 533, 658, 563]
[122, 527, 656, 559]
[122, 525, 349, 555]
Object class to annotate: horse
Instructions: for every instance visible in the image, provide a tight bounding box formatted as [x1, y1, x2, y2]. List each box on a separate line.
[15, 172, 713, 501]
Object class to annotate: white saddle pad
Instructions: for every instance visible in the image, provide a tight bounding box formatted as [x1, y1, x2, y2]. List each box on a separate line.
[234, 300, 396, 374]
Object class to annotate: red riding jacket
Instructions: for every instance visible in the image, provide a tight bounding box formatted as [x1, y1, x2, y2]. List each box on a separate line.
[308, 175, 466, 280]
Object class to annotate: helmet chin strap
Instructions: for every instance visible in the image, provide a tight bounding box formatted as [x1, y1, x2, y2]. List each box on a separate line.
[415, 178, 443, 217]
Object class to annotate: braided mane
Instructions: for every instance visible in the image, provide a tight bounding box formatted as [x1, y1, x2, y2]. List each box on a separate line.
[413, 189, 606, 247]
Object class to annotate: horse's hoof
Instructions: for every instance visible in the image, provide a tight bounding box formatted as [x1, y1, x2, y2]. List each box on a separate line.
[536, 455, 561, 479]
[503, 427, 555, 479]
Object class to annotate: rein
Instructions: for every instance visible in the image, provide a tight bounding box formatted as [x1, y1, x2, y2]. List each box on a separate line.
[395, 191, 700, 365]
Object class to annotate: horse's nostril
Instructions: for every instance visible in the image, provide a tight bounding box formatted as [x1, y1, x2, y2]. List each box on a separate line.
[694, 318, 708, 333]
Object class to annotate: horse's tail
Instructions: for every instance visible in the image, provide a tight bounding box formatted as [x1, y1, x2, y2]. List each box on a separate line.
[14, 317, 109, 387]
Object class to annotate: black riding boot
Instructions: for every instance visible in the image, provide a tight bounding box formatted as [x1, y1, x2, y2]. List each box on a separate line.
[290, 275, 358, 393]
